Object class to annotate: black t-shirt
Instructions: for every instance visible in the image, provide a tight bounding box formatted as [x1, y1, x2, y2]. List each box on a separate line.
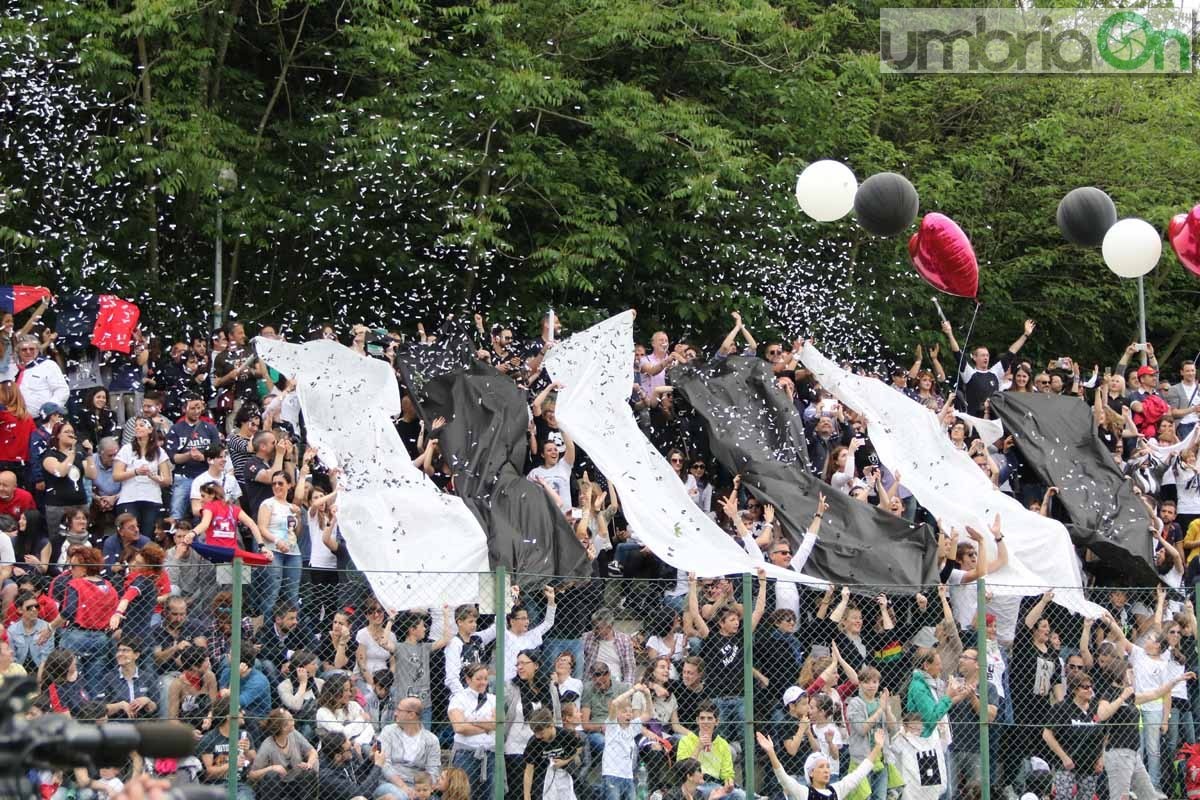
[197, 727, 243, 783]
[44, 448, 86, 506]
[671, 680, 709, 726]
[948, 680, 999, 754]
[1008, 626, 1062, 723]
[700, 633, 743, 697]
[215, 345, 258, 402]
[241, 456, 274, 519]
[534, 416, 564, 454]
[768, 717, 809, 778]
[1046, 698, 1103, 768]
[523, 728, 580, 800]
[1099, 683, 1139, 751]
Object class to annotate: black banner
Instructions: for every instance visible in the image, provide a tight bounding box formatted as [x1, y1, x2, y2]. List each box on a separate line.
[990, 392, 1157, 585]
[420, 362, 590, 581]
[671, 356, 939, 590]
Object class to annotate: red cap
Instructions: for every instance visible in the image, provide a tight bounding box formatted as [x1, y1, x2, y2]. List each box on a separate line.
[985, 613, 996, 625]
[1137, 365, 1158, 377]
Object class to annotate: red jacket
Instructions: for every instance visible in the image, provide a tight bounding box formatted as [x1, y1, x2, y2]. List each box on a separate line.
[0, 410, 35, 464]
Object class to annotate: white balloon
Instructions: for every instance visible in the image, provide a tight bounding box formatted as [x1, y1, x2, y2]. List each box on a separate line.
[1102, 218, 1162, 278]
[795, 160, 857, 222]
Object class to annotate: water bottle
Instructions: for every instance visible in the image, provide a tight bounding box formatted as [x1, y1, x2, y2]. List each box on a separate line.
[636, 763, 648, 800]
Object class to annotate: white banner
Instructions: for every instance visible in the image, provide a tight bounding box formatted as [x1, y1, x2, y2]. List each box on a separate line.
[256, 338, 490, 612]
[545, 312, 824, 585]
[800, 343, 1102, 619]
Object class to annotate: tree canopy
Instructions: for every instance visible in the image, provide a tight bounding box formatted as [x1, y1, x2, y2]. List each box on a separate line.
[2, 0, 1198, 367]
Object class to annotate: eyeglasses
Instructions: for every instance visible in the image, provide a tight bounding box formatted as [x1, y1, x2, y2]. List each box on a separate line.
[767, 349, 781, 356]
[690, 464, 705, 471]
[22, 605, 37, 612]
[669, 458, 683, 464]
[773, 550, 792, 557]
[1035, 379, 1050, 386]
[747, 502, 761, 509]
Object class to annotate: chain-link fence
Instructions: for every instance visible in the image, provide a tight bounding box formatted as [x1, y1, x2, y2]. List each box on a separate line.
[12, 559, 1200, 800]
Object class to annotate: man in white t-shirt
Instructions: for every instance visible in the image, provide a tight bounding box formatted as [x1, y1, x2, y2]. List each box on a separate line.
[945, 521, 1009, 631]
[190, 447, 242, 517]
[527, 433, 575, 512]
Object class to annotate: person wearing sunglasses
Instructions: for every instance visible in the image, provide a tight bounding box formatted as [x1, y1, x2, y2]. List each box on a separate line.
[6, 589, 52, 669]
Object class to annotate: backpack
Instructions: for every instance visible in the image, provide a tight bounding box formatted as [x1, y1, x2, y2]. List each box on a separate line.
[68, 577, 118, 630]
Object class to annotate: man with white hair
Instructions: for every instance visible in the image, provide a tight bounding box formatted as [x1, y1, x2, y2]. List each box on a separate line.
[14, 335, 68, 413]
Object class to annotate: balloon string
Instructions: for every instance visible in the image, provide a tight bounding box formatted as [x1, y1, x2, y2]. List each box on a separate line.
[951, 300, 983, 401]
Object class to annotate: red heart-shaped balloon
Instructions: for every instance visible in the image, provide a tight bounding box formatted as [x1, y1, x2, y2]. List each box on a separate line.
[908, 213, 979, 299]
[1169, 205, 1200, 278]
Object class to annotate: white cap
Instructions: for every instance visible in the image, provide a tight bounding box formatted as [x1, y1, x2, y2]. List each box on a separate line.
[782, 685, 806, 707]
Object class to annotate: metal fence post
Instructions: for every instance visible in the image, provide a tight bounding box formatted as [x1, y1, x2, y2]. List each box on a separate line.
[226, 558, 244, 800]
[494, 566, 507, 800]
[742, 572, 755, 795]
[976, 576, 989, 800]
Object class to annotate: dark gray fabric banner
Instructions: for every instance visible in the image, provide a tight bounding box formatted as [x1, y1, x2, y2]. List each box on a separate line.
[671, 356, 939, 591]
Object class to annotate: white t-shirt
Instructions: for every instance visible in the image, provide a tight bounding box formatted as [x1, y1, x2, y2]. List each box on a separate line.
[1130, 644, 1172, 711]
[308, 508, 338, 570]
[191, 471, 241, 504]
[449, 688, 496, 750]
[600, 718, 642, 779]
[356, 627, 397, 676]
[115, 445, 169, 505]
[890, 728, 946, 800]
[812, 722, 843, 776]
[947, 569, 978, 630]
[259, 497, 300, 554]
[528, 458, 572, 511]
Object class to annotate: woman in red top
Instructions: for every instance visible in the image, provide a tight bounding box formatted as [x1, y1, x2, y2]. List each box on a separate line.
[0, 382, 35, 475]
[109, 543, 167, 642]
[47, 545, 117, 698]
[191, 483, 262, 549]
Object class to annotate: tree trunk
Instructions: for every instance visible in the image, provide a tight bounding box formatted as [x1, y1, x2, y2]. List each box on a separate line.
[136, 34, 160, 277]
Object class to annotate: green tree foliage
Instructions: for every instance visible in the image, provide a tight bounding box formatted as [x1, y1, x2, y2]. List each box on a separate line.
[1, 0, 1198, 368]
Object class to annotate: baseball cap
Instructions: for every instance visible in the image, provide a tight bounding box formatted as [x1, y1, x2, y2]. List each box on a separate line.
[1137, 365, 1158, 377]
[782, 686, 806, 707]
[39, 402, 67, 420]
[985, 613, 996, 625]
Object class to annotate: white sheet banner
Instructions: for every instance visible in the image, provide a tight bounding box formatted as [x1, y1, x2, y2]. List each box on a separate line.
[256, 338, 490, 611]
[545, 312, 824, 585]
[800, 343, 1102, 619]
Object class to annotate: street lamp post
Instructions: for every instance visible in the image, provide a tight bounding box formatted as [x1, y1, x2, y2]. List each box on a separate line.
[214, 167, 238, 329]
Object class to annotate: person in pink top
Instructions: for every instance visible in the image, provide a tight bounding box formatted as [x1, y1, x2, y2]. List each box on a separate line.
[638, 331, 681, 395]
[192, 482, 262, 550]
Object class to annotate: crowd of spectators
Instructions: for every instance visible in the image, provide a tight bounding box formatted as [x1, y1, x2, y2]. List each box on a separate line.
[0, 305, 1196, 800]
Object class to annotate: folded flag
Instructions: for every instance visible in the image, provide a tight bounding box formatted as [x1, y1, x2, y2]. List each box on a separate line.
[190, 540, 273, 566]
[55, 293, 140, 353]
[0, 286, 50, 315]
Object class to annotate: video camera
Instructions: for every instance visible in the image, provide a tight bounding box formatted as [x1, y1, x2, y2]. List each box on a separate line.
[0, 678, 215, 800]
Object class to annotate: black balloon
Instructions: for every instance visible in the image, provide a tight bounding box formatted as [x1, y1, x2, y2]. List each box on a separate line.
[854, 172, 919, 237]
[1056, 187, 1117, 247]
